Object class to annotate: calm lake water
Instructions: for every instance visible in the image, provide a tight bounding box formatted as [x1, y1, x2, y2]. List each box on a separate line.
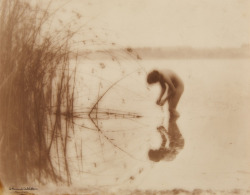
[58, 58, 250, 192]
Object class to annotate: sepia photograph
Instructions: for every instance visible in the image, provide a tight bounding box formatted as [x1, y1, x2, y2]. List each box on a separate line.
[0, 0, 249, 194]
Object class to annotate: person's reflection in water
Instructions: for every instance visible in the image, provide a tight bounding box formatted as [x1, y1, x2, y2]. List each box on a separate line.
[148, 115, 184, 162]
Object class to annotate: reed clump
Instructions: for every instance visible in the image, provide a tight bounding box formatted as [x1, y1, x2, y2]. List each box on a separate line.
[0, 0, 77, 185]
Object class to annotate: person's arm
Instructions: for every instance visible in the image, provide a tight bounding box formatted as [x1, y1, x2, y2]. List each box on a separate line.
[156, 80, 166, 105]
[157, 126, 168, 148]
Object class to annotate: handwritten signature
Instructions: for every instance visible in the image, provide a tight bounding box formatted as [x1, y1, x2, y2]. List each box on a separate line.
[9, 187, 38, 191]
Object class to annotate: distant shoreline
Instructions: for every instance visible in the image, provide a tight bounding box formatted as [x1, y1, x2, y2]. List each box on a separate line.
[134, 46, 250, 59]
[78, 46, 250, 60]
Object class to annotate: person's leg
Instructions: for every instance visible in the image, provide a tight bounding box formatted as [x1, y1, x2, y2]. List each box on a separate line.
[168, 88, 183, 116]
[168, 94, 180, 110]
[168, 117, 185, 151]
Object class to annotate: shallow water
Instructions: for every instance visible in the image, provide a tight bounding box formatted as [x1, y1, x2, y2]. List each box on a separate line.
[55, 58, 250, 191]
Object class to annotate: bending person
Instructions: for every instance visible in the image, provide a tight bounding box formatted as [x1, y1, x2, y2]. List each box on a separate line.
[147, 69, 184, 117]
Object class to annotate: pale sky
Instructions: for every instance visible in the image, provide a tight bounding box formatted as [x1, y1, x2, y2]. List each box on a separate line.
[47, 0, 250, 48]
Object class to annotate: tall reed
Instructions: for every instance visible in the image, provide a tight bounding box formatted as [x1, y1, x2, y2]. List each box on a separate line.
[0, 0, 77, 185]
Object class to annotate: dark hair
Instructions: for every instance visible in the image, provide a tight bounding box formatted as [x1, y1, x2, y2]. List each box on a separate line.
[147, 70, 159, 84]
[148, 148, 175, 162]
